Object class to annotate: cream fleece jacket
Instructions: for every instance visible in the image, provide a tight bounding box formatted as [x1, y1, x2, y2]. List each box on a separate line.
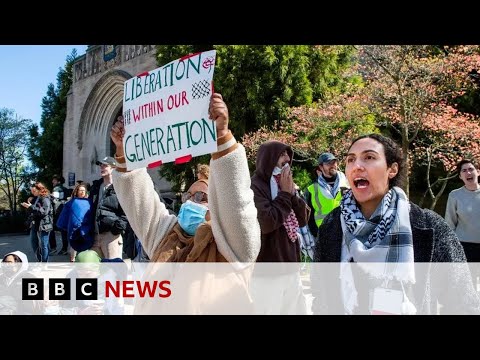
[112, 132, 261, 266]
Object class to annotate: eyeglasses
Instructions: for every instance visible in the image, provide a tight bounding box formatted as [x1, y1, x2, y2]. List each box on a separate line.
[181, 191, 208, 204]
[461, 167, 476, 173]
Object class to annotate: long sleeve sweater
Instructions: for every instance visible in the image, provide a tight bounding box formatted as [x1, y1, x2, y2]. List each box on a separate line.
[445, 186, 480, 244]
[112, 131, 261, 267]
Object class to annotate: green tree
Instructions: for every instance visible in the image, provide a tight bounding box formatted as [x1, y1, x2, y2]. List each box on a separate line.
[358, 45, 480, 197]
[159, 154, 210, 194]
[157, 45, 356, 135]
[28, 49, 77, 185]
[0, 108, 34, 214]
[242, 92, 379, 187]
[155, 45, 357, 192]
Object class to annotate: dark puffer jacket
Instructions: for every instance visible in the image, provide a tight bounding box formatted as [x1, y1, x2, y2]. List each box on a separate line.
[89, 179, 128, 235]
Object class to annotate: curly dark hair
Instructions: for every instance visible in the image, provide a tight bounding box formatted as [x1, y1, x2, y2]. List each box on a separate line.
[348, 133, 406, 189]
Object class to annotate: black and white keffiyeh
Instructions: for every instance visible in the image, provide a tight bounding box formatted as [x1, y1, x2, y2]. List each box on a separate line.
[339, 186, 416, 313]
[317, 171, 347, 199]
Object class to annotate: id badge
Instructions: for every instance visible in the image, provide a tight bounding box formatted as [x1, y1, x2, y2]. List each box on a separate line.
[370, 287, 403, 315]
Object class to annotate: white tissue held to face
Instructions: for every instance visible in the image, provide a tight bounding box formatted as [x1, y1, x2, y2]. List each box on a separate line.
[272, 163, 290, 176]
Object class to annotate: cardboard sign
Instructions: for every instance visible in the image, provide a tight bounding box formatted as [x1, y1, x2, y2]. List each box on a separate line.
[122, 50, 217, 170]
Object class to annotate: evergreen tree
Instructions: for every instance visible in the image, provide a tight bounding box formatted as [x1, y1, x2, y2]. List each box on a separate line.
[155, 45, 357, 192]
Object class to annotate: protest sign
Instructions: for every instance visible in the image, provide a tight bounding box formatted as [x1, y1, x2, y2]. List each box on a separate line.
[122, 50, 217, 170]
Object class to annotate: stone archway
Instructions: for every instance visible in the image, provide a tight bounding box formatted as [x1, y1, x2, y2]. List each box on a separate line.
[77, 70, 131, 177]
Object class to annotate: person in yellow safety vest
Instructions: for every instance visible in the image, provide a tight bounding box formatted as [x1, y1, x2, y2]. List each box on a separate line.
[305, 152, 349, 239]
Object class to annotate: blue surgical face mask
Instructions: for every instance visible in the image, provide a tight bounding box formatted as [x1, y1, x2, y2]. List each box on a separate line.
[177, 200, 208, 236]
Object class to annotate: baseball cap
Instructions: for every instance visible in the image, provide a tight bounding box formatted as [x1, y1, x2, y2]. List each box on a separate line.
[318, 152, 337, 165]
[96, 156, 116, 167]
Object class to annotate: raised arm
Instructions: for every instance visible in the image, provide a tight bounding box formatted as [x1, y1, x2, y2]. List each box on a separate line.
[110, 117, 177, 258]
[251, 187, 295, 235]
[207, 94, 261, 265]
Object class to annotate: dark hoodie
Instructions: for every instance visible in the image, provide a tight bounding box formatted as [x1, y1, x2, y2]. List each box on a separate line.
[251, 141, 308, 262]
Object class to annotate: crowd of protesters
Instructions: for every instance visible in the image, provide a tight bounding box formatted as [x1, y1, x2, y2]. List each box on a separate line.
[4, 92, 480, 315]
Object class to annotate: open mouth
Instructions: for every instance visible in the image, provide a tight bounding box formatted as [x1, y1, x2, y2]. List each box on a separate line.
[466, 176, 474, 181]
[353, 178, 369, 189]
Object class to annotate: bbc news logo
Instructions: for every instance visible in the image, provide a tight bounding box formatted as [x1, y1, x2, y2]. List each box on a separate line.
[22, 278, 171, 300]
[22, 278, 97, 300]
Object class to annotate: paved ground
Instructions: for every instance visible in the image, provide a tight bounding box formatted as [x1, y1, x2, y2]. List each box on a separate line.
[1, 231, 314, 314]
[0, 231, 135, 314]
[4, 232, 475, 314]
[0, 231, 70, 262]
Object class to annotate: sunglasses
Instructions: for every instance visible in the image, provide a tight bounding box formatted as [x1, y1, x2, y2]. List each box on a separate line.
[181, 191, 208, 204]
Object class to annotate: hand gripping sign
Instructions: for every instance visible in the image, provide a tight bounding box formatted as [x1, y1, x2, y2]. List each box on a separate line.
[122, 50, 217, 170]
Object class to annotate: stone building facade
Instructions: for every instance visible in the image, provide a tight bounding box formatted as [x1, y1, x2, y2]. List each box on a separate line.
[63, 45, 172, 195]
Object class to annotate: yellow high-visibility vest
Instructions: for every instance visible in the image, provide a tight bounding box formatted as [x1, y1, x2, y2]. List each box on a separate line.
[307, 177, 348, 228]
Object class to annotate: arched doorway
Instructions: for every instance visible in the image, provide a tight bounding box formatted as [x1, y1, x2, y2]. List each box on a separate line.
[77, 70, 131, 182]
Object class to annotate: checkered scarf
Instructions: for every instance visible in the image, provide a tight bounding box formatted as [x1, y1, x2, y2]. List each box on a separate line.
[271, 174, 299, 242]
[340, 186, 415, 282]
[317, 172, 346, 199]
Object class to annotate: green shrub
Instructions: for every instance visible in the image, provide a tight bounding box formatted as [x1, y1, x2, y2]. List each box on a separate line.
[292, 166, 314, 193]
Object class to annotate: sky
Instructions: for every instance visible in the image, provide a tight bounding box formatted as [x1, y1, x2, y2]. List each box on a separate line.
[0, 45, 88, 126]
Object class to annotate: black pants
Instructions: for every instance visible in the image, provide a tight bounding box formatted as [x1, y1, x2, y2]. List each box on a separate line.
[49, 230, 68, 251]
[49, 230, 56, 250]
[460, 242, 480, 286]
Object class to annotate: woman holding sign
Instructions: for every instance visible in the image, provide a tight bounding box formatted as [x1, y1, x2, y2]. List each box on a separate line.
[110, 93, 261, 314]
[311, 133, 480, 315]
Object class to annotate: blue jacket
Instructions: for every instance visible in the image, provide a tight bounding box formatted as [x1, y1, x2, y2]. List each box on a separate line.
[56, 198, 94, 252]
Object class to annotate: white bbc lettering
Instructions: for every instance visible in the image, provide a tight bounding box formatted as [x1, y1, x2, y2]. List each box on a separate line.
[55, 282, 65, 296]
[28, 282, 38, 296]
[81, 283, 92, 296]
